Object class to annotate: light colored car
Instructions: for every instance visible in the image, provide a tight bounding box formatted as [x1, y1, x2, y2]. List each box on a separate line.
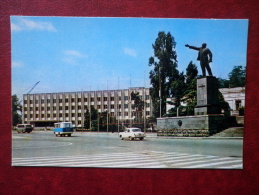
[119, 127, 146, 140]
[16, 124, 33, 133]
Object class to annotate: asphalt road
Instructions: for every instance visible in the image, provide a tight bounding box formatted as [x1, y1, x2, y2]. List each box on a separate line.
[12, 131, 243, 169]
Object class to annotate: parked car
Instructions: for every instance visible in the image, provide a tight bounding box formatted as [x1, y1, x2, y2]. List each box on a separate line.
[16, 124, 33, 133]
[119, 127, 146, 140]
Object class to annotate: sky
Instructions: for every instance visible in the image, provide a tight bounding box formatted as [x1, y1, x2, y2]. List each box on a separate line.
[11, 16, 248, 100]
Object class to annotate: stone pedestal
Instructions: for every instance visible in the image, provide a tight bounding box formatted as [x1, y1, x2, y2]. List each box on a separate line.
[195, 76, 221, 115]
[156, 76, 225, 137]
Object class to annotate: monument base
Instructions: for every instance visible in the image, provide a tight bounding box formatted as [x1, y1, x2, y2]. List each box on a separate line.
[156, 115, 225, 137]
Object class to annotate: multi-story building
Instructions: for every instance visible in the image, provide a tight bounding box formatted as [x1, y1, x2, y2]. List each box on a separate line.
[22, 87, 152, 127]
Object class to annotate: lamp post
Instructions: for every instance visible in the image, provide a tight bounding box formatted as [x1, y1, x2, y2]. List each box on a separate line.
[106, 109, 109, 133]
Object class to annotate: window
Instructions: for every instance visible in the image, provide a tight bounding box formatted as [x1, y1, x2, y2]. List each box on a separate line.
[111, 105, 114, 109]
[97, 97, 101, 101]
[47, 107, 50, 111]
[84, 98, 87, 102]
[30, 100, 33, 104]
[65, 106, 69, 110]
[53, 106, 56, 110]
[59, 106, 62, 110]
[78, 98, 81, 102]
[41, 99, 44, 104]
[118, 96, 121, 100]
[59, 99, 62, 103]
[110, 97, 114, 101]
[104, 97, 107, 101]
[145, 95, 149, 100]
[104, 105, 108, 109]
[65, 98, 69, 103]
[47, 99, 50, 103]
[71, 98, 75, 102]
[124, 112, 128, 116]
[91, 97, 94, 102]
[24, 100, 27, 104]
[35, 100, 39, 104]
[59, 113, 62, 117]
[78, 113, 81, 117]
[53, 113, 56, 117]
[78, 106, 81, 110]
[124, 104, 128, 109]
[53, 99, 56, 103]
[97, 105, 101, 109]
[124, 96, 128, 101]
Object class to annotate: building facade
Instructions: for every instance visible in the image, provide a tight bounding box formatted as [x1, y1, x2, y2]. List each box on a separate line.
[219, 87, 245, 116]
[23, 87, 152, 127]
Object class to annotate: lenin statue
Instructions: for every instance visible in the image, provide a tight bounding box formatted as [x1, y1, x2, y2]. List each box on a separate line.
[185, 43, 213, 77]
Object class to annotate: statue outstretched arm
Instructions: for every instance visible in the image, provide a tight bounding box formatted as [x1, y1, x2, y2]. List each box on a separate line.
[185, 44, 200, 51]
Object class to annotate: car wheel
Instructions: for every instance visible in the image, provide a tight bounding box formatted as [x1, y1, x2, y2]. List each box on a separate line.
[130, 137, 134, 141]
[139, 137, 144, 140]
[68, 134, 71, 137]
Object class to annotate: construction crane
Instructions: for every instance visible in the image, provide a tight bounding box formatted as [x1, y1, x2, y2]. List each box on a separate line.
[26, 81, 40, 95]
[19, 81, 40, 104]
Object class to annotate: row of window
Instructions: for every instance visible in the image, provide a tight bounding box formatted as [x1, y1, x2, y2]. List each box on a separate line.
[24, 95, 150, 104]
[24, 103, 151, 111]
[25, 111, 151, 119]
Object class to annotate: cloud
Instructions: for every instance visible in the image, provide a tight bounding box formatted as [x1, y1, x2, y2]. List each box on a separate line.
[11, 18, 57, 32]
[12, 61, 24, 68]
[123, 48, 137, 57]
[64, 50, 85, 58]
[62, 50, 87, 65]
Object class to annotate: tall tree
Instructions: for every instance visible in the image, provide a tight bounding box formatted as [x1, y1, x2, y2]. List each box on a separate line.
[148, 31, 178, 117]
[228, 65, 246, 87]
[184, 61, 198, 115]
[12, 95, 22, 126]
[131, 91, 144, 125]
[84, 105, 98, 130]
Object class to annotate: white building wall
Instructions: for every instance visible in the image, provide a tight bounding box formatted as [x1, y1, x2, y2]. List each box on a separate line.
[23, 87, 152, 127]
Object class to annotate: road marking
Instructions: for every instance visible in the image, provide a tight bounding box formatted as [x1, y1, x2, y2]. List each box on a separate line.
[12, 151, 243, 169]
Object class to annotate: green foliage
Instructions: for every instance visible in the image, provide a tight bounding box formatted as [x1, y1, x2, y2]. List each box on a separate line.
[228, 66, 246, 87]
[218, 66, 246, 88]
[84, 105, 98, 129]
[12, 95, 22, 126]
[218, 91, 231, 117]
[148, 31, 178, 117]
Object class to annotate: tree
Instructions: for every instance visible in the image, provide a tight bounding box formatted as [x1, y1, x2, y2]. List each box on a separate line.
[228, 66, 246, 87]
[148, 31, 178, 117]
[12, 95, 22, 126]
[218, 78, 230, 88]
[183, 61, 198, 115]
[131, 91, 144, 127]
[84, 105, 98, 130]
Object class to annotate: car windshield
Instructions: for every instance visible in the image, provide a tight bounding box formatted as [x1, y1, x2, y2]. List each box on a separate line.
[132, 129, 141, 132]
